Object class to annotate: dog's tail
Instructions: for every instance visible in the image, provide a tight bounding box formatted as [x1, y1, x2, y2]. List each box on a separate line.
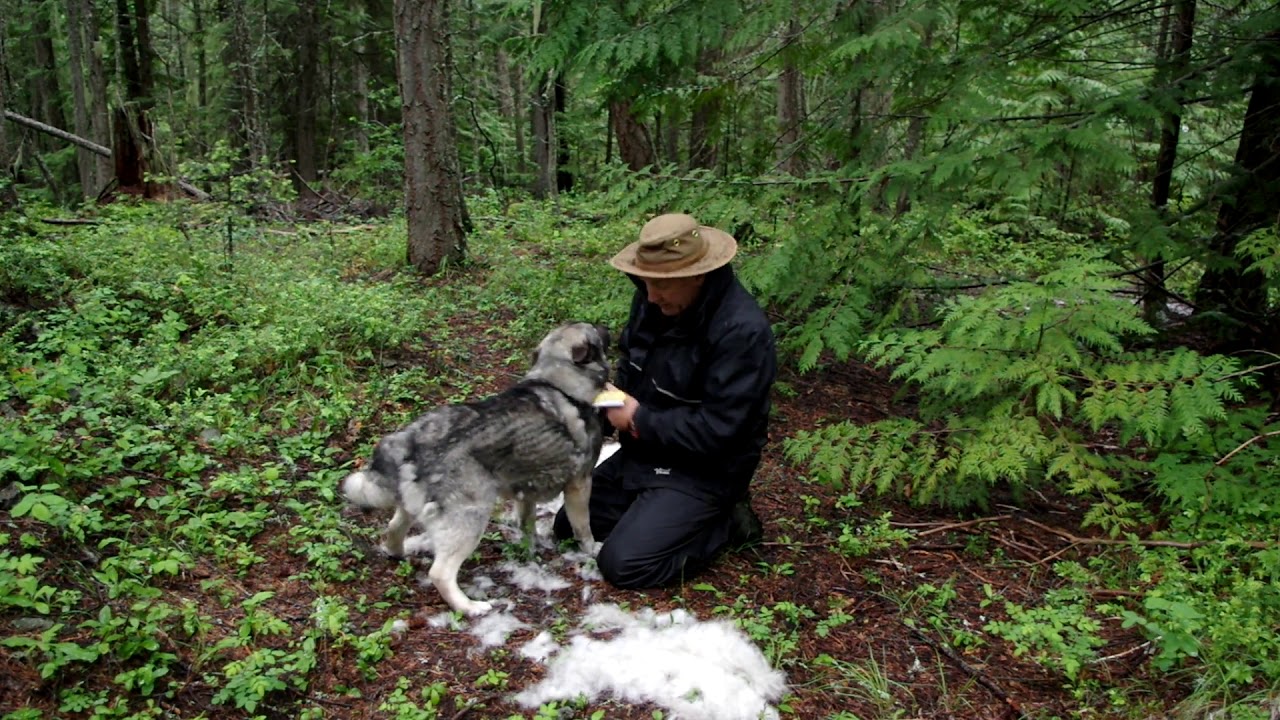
[342, 470, 398, 509]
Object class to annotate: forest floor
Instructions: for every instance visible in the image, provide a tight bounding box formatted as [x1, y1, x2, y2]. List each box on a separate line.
[1, 328, 1183, 720]
[247, 342, 1174, 718]
[0, 220, 1196, 719]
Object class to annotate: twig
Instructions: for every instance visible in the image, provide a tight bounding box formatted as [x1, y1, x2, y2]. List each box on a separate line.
[1019, 517, 1275, 550]
[906, 624, 1025, 718]
[911, 515, 1013, 538]
[1090, 641, 1152, 665]
[1215, 430, 1280, 467]
[39, 217, 102, 225]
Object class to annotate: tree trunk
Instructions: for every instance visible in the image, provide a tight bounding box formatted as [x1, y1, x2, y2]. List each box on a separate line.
[0, 11, 16, 211]
[1194, 30, 1280, 345]
[193, 0, 208, 108]
[690, 49, 721, 171]
[30, 5, 69, 154]
[218, 0, 265, 170]
[64, 0, 113, 196]
[67, 0, 98, 197]
[292, 0, 321, 193]
[610, 98, 653, 172]
[1143, 0, 1195, 325]
[532, 71, 555, 199]
[353, 17, 371, 156]
[85, 0, 111, 187]
[555, 76, 573, 193]
[662, 109, 679, 169]
[116, 0, 144, 101]
[776, 17, 803, 176]
[494, 48, 516, 178]
[134, 0, 155, 104]
[394, 0, 469, 275]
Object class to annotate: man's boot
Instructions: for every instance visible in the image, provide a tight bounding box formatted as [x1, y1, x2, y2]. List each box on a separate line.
[727, 493, 764, 549]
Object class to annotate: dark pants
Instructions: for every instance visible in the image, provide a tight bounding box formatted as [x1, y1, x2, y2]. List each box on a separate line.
[552, 453, 733, 589]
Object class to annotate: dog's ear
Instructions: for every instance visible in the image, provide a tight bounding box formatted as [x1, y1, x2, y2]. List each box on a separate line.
[531, 348, 541, 367]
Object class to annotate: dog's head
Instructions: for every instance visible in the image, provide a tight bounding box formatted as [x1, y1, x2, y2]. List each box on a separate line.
[527, 322, 612, 401]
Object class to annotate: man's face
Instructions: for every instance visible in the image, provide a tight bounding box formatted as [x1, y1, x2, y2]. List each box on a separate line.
[642, 274, 706, 316]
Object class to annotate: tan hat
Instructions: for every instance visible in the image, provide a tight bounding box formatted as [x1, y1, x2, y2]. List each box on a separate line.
[609, 213, 738, 278]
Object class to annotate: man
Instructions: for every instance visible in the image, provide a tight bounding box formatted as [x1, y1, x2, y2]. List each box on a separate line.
[553, 213, 777, 588]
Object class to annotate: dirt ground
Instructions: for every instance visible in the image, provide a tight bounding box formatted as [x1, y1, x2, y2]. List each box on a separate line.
[2, 349, 1181, 720]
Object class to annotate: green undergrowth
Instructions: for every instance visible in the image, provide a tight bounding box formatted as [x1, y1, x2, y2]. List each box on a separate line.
[0, 193, 635, 719]
[3, 190, 1279, 719]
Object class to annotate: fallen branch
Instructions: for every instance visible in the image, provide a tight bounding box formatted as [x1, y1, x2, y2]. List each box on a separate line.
[5, 109, 111, 155]
[1019, 517, 1275, 550]
[907, 515, 1014, 538]
[40, 217, 102, 226]
[906, 623, 1025, 718]
[1215, 430, 1280, 467]
[4, 109, 210, 201]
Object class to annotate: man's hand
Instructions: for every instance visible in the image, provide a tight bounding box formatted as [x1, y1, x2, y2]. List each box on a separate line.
[603, 382, 639, 437]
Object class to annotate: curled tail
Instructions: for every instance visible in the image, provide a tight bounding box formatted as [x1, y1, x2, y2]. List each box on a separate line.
[342, 470, 398, 509]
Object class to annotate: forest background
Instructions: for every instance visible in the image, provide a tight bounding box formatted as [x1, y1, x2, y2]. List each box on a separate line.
[1, 0, 1279, 718]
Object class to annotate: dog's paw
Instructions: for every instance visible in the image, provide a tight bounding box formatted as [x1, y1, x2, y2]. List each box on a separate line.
[460, 599, 494, 616]
[581, 540, 601, 557]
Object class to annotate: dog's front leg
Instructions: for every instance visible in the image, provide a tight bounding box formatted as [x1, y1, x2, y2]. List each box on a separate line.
[514, 495, 539, 556]
[562, 474, 598, 556]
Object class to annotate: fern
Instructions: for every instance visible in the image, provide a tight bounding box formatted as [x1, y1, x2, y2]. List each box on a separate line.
[785, 254, 1267, 523]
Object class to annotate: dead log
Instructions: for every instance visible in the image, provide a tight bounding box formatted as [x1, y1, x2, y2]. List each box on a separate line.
[3, 109, 209, 201]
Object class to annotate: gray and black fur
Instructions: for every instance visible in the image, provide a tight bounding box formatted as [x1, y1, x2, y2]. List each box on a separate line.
[342, 322, 610, 615]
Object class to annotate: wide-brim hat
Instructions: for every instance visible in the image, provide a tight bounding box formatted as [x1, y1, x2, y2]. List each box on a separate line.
[609, 213, 738, 278]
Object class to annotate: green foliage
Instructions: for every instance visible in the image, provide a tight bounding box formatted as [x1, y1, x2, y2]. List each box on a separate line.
[984, 583, 1106, 682]
[784, 255, 1268, 524]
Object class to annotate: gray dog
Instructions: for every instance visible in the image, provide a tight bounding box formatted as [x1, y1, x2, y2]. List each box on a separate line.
[342, 322, 610, 615]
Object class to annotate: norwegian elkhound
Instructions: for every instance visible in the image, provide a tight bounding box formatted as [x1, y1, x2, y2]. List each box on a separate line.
[341, 322, 610, 615]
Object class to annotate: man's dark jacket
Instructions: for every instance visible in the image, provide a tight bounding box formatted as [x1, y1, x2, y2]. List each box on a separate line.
[611, 265, 777, 502]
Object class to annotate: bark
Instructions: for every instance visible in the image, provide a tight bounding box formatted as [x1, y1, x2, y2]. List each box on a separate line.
[218, 0, 265, 169]
[134, 0, 155, 103]
[662, 110, 679, 169]
[194, 0, 208, 108]
[112, 106, 153, 193]
[394, 0, 469, 275]
[495, 48, 516, 175]
[555, 77, 572, 193]
[66, 0, 99, 196]
[292, 0, 321, 193]
[1194, 31, 1280, 344]
[353, 19, 371, 156]
[30, 5, 69, 154]
[0, 14, 15, 210]
[85, 0, 111, 184]
[776, 17, 804, 176]
[1143, 0, 1195, 325]
[116, 0, 144, 101]
[532, 71, 555, 199]
[690, 48, 721, 171]
[610, 98, 653, 172]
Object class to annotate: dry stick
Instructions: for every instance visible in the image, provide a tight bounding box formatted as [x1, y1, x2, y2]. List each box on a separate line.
[1215, 430, 1280, 467]
[904, 515, 1014, 538]
[4, 108, 209, 200]
[1018, 517, 1275, 550]
[39, 217, 102, 225]
[906, 624, 1025, 719]
[1091, 641, 1153, 665]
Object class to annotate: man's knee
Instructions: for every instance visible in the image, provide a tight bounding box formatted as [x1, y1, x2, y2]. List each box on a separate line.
[597, 541, 672, 589]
